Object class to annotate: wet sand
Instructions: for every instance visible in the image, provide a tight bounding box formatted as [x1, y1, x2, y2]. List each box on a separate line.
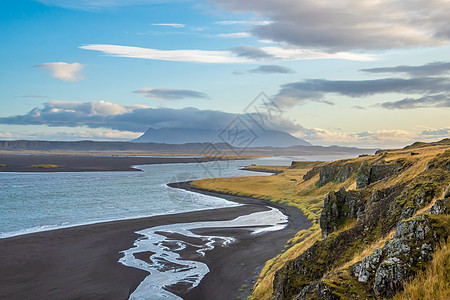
[0, 182, 311, 300]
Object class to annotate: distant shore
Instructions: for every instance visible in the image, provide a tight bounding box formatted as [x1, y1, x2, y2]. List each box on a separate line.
[0, 153, 219, 172]
[0, 181, 310, 300]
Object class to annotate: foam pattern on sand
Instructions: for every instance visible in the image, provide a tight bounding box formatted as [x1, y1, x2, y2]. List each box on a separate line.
[120, 207, 288, 300]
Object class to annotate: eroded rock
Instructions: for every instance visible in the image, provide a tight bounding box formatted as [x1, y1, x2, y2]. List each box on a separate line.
[320, 188, 365, 238]
[350, 214, 448, 298]
[295, 281, 340, 300]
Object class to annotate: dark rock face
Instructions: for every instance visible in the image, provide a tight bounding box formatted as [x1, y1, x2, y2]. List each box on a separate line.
[352, 248, 383, 283]
[350, 214, 449, 298]
[271, 149, 450, 300]
[370, 186, 396, 203]
[370, 164, 399, 183]
[356, 161, 400, 189]
[338, 163, 358, 182]
[318, 162, 360, 186]
[426, 150, 450, 171]
[303, 166, 321, 181]
[428, 198, 450, 215]
[320, 188, 365, 238]
[356, 161, 371, 189]
[318, 165, 339, 186]
[295, 281, 340, 300]
[272, 242, 326, 300]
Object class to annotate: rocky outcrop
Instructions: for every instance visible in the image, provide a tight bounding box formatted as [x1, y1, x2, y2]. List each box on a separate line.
[426, 149, 450, 171]
[317, 162, 359, 186]
[318, 165, 339, 186]
[356, 161, 400, 189]
[370, 186, 397, 203]
[272, 242, 327, 300]
[269, 144, 450, 300]
[428, 197, 449, 215]
[351, 213, 449, 298]
[352, 248, 383, 283]
[294, 281, 339, 300]
[356, 161, 371, 189]
[320, 188, 365, 238]
[370, 164, 399, 183]
[303, 166, 321, 181]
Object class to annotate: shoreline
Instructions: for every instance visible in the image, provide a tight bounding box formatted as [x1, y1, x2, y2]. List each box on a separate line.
[0, 153, 221, 172]
[155, 181, 312, 299]
[0, 181, 310, 300]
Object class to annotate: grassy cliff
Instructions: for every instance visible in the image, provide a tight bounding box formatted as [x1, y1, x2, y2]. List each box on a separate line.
[190, 139, 450, 299]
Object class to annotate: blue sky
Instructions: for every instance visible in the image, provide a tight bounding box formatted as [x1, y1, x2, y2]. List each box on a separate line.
[1, 0, 449, 147]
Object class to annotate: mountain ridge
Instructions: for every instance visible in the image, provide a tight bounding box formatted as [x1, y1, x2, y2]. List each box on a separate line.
[133, 127, 312, 147]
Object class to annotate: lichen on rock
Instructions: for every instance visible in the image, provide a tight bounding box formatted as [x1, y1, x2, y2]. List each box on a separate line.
[350, 213, 449, 298]
[320, 187, 366, 238]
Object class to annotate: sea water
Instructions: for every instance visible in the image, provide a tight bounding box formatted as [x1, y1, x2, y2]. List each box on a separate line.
[0, 157, 293, 237]
[0, 155, 351, 238]
[0, 155, 355, 299]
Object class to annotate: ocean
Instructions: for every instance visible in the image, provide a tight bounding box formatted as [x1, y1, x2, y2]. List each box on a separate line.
[0, 155, 355, 299]
[0, 155, 351, 238]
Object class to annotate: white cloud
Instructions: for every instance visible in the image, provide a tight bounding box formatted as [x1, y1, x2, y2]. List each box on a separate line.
[39, 100, 148, 117]
[45, 130, 142, 140]
[36, 62, 86, 82]
[0, 101, 301, 134]
[260, 47, 375, 61]
[294, 127, 424, 148]
[210, 0, 450, 51]
[152, 23, 185, 28]
[258, 39, 276, 44]
[0, 131, 14, 139]
[18, 129, 141, 141]
[80, 44, 373, 63]
[217, 32, 251, 38]
[134, 88, 209, 100]
[80, 44, 250, 63]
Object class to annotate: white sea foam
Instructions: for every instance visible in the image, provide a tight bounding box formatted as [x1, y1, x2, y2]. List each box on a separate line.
[120, 207, 288, 300]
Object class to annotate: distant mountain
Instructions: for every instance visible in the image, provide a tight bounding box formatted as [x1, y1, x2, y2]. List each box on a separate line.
[133, 128, 312, 147]
[0, 140, 376, 156]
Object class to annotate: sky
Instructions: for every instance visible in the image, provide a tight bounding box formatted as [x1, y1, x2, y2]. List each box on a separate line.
[1, 0, 449, 148]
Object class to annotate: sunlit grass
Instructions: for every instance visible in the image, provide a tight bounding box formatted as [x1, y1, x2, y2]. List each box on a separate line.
[251, 226, 321, 300]
[31, 164, 60, 169]
[190, 140, 450, 299]
[393, 239, 450, 300]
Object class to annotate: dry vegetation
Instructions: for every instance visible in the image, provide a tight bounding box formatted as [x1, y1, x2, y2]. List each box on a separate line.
[31, 164, 61, 169]
[190, 139, 450, 299]
[393, 238, 450, 300]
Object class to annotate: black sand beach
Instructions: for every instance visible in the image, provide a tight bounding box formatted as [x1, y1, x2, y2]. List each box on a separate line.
[0, 182, 310, 300]
[0, 153, 216, 172]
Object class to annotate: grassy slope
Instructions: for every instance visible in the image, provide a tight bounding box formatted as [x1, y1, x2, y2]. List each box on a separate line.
[190, 139, 450, 299]
[393, 238, 450, 300]
[191, 161, 357, 298]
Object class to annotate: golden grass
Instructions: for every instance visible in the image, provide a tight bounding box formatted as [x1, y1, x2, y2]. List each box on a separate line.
[0, 164, 5, 167]
[393, 239, 450, 300]
[376, 145, 449, 189]
[334, 229, 396, 272]
[191, 141, 450, 299]
[243, 165, 289, 173]
[31, 164, 60, 169]
[252, 226, 322, 300]
[191, 159, 358, 222]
